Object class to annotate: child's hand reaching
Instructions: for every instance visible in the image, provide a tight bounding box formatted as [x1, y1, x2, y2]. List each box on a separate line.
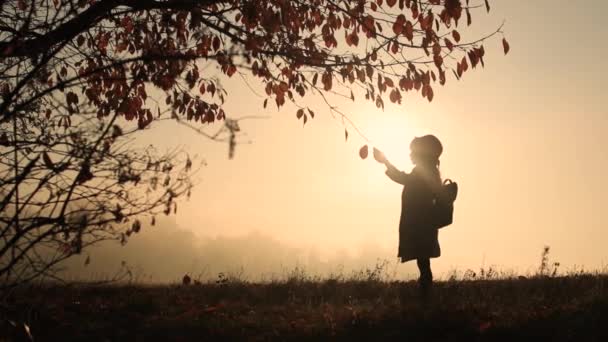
[373, 147, 387, 164]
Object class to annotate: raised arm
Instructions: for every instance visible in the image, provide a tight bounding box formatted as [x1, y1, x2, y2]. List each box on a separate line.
[373, 147, 409, 185]
[384, 162, 409, 185]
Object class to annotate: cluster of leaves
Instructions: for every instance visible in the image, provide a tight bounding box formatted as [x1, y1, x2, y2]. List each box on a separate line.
[0, 0, 507, 131]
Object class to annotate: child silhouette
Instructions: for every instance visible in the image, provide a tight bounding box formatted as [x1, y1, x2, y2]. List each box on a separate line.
[373, 135, 444, 298]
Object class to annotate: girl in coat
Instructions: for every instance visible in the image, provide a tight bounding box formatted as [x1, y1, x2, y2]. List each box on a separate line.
[373, 135, 443, 296]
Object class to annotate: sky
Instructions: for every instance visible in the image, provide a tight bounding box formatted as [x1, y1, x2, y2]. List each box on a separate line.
[73, 1, 608, 280]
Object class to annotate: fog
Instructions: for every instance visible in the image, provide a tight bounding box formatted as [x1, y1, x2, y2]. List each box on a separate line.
[60, 217, 417, 283]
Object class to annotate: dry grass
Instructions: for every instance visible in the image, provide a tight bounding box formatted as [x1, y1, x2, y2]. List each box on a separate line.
[2, 271, 608, 341]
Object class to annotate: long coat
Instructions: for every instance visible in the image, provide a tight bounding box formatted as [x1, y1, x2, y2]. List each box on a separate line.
[385, 165, 440, 262]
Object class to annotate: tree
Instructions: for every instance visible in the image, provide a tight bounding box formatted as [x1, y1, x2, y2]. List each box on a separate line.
[0, 99, 197, 289]
[0, 0, 508, 287]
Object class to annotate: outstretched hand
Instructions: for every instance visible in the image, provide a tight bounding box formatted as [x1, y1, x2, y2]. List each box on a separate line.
[373, 147, 387, 164]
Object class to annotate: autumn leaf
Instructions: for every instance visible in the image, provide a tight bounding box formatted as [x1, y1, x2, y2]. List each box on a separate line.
[359, 145, 369, 159]
[321, 71, 332, 90]
[433, 54, 443, 68]
[307, 108, 315, 118]
[404, 21, 414, 41]
[391, 41, 399, 54]
[502, 38, 510, 55]
[444, 38, 454, 52]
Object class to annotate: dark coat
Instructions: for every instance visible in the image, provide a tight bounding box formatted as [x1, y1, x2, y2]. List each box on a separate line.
[385, 165, 440, 262]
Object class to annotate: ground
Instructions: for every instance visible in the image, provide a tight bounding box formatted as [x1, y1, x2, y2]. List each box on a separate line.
[2, 274, 608, 341]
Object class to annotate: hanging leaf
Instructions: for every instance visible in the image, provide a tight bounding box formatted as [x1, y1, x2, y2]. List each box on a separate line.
[345, 129, 349, 141]
[444, 38, 454, 52]
[502, 38, 510, 55]
[484, 0, 490, 12]
[427, 85, 434, 102]
[359, 145, 369, 159]
[307, 108, 315, 118]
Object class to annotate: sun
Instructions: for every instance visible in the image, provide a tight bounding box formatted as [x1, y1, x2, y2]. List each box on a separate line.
[360, 110, 419, 169]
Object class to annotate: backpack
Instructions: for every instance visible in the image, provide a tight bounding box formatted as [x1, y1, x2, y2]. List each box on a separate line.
[433, 179, 458, 229]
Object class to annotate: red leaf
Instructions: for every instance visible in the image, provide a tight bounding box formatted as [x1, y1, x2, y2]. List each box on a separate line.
[296, 108, 304, 119]
[452, 30, 461, 43]
[384, 77, 394, 88]
[432, 43, 441, 56]
[307, 108, 315, 118]
[502, 38, 510, 55]
[444, 38, 454, 52]
[427, 85, 434, 102]
[226, 65, 237, 77]
[433, 54, 443, 68]
[391, 41, 399, 54]
[322, 71, 332, 91]
[404, 21, 414, 41]
[359, 145, 369, 159]
[121, 16, 134, 33]
[392, 21, 403, 35]
[386, 0, 397, 7]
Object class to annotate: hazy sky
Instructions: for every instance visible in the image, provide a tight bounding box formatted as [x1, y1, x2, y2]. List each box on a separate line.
[122, 1, 608, 278]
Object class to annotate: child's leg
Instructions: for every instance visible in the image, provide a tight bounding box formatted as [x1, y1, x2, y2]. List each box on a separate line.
[416, 258, 433, 294]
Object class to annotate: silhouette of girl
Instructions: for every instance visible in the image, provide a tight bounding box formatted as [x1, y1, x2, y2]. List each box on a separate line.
[373, 135, 443, 297]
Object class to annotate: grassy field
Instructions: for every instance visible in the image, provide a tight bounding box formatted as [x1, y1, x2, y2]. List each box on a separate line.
[2, 272, 608, 341]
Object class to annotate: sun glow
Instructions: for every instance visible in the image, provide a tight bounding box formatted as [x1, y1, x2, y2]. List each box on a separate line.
[360, 110, 419, 169]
